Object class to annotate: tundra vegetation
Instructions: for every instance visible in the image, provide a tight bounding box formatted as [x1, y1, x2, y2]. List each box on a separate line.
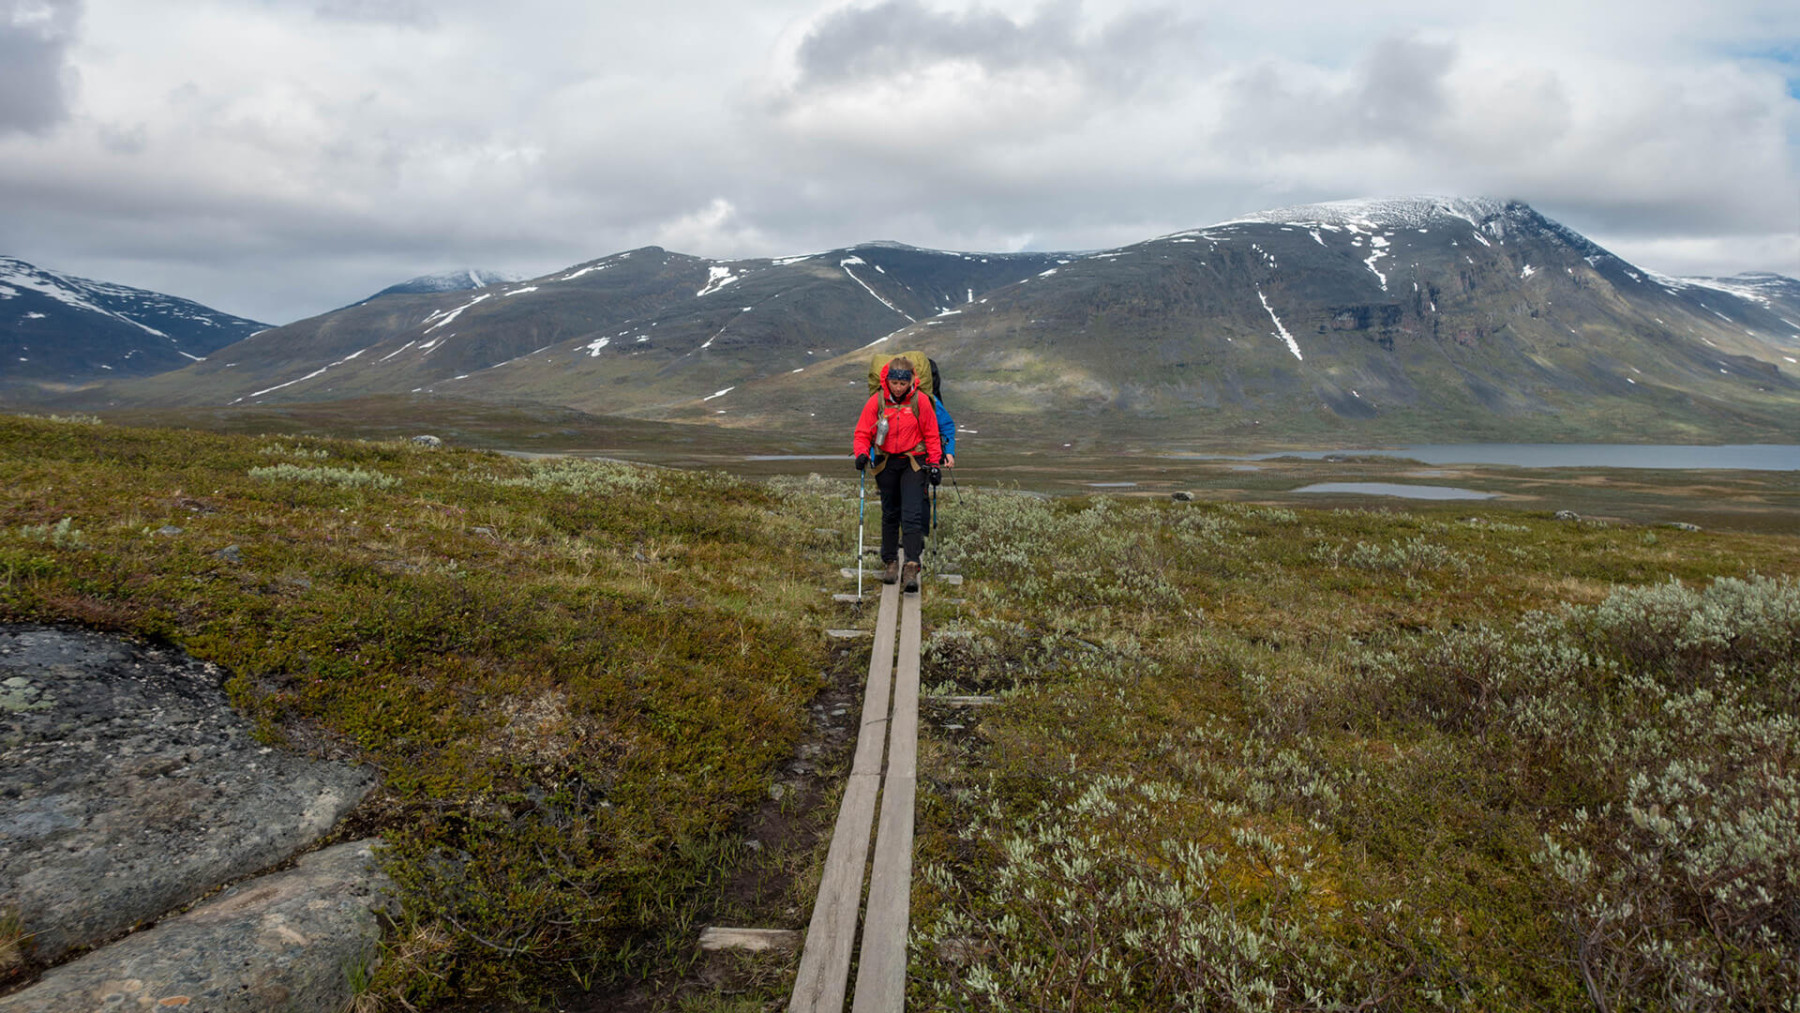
[2, 412, 1797, 1012]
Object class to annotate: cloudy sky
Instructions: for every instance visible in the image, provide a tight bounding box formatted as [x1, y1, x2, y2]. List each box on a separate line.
[2, 0, 1797, 324]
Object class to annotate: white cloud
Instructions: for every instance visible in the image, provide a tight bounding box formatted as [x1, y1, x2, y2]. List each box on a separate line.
[0, 0, 1792, 322]
[652, 198, 772, 259]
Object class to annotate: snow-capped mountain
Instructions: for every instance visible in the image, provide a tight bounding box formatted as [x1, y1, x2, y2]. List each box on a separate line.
[26, 198, 1800, 445]
[365, 269, 522, 301]
[1, 257, 268, 389]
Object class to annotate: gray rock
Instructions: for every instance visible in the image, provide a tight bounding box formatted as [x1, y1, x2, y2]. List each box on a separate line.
[213, 544, 243, 564]
[1554, 510, 1580, 521]
[1170, 491, 1195, 502]
[0, 626, 375, 964]
[155, 525, 183, 537]
[410, 434, 443, 448]
[1665, 521, 1702, 532]
[0, 840, 395, 1013]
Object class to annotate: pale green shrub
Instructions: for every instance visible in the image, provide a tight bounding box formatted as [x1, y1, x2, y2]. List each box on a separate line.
[916, 773, 1436, 1011]
[1346, 536, 1468, 575]
[18, 412, 102, 425]
[257, 442, 330, 459]
[497, 458, 657, 497]
[1299, 576, 1800, 1010]
[248, 464, 401, 489]
[17, 517, 85, 547]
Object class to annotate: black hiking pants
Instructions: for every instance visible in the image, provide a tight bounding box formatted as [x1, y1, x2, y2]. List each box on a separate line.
[876, 456, 927, 564]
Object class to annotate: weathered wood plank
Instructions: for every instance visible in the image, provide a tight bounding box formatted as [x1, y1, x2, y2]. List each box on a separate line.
[851, 585, 923, 1013]
[788, 579, 900, 1013]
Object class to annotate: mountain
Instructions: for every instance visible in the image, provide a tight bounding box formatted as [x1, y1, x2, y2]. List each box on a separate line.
[364, 269, 522, 301]
[671, 198, 1800, 445]
[72, 243, 1066, 412]
[35, 199, 1800, 446]
[1, 257, 268, 391]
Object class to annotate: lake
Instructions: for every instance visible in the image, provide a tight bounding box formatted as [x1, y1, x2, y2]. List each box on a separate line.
[1171, 445, 1800, 471]
[1293, 482, 1498, 501]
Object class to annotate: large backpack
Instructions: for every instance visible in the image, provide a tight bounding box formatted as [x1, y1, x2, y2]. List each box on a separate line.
[867, 351, 944, 407]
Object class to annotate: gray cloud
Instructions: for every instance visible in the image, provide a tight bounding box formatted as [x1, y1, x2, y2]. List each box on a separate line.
[310, 0, 436, 28]
[1224, 35, 1460, 152]
[790, 0, 1202, 96]
[0, 0, 1794, 323]
[0, 0, 81, 135]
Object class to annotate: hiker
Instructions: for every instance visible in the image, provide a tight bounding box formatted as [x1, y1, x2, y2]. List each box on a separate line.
[931, 392, 956, 469]
[853, 357, 943, 591]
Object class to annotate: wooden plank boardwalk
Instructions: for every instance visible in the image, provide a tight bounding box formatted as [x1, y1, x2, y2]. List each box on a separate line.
[789, 557, 925, 1013]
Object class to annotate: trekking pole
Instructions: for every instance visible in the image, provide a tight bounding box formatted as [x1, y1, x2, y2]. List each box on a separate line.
[856, 468, 868, 600]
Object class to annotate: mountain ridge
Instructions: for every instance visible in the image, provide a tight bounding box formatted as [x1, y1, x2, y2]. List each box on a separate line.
[1, 257, 269, 389]
[13, 198, 1800, 446]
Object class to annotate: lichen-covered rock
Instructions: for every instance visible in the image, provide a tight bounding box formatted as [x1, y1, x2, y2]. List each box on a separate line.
[0, 626, 375, 964]
[0, 840, 395, 1013]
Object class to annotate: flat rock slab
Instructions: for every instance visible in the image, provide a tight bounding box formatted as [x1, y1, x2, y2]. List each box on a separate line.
[0, 626, 376, 963]
[697, 927, 800, 953]
[824, 629, 871, 640]
[0, 840, 395, 1013]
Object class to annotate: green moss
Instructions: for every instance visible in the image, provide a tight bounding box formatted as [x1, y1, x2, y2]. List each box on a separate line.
[0, 415, 839, 1004]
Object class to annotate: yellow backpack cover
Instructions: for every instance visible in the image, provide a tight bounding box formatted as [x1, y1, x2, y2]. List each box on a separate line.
[866, 351, 936, 400]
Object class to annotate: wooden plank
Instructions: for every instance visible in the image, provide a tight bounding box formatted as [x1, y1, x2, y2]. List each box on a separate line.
[788, 580, 900, 1013]
[851, 584, 923, 1013]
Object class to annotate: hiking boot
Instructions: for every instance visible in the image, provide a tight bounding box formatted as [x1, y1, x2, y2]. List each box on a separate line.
[901, 561, 921, 593]
[881, 559, 900, 584]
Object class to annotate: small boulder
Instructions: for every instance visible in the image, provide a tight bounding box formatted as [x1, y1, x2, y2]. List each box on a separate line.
[1170, 491, 1195, 502]
[1665, 521, 1702, 532]
[213, 544, 243, 564]
[1554, 510, 1580, 521]
[410, 434, 443, 448]
[155, 525, 183, 537]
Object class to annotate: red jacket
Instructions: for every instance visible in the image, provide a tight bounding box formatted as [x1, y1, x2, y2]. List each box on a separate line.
[853, 365, 942, 465]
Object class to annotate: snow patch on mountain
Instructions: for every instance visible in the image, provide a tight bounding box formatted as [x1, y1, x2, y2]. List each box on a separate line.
[1675, 273, 1797, 308]
[0, 257, 172, 337]
[1213, 196, 1515, 232]
[840, 258, 916, 322]
[698, 265, 739, 297]
[371, 269, 519, 300]
[1257, 289, 1303, 361]
[423, 293, 492, 333]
